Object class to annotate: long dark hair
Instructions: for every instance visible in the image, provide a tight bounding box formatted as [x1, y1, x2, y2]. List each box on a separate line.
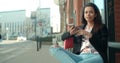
[80, 3, 103, 32]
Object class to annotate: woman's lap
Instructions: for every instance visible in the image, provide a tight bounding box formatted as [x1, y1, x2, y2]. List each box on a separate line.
[49, 47, 79, 63]
[49, 46, 103, 63]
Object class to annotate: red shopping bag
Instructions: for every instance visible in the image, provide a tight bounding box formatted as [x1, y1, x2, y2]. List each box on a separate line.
[64, 37, 74, 49]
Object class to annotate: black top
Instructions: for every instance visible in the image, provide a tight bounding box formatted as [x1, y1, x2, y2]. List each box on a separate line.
[61, 24, 108, 63]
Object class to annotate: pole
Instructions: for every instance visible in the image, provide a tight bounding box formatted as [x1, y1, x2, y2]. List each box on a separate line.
[34, 17, 39, 51]
[6, 27, 9, 40]
[35, 18, 37, 38]
[31, 11, 41, 51]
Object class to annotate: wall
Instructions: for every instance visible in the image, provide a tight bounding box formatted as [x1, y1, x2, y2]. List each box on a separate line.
[115, 0, 120, 42]
[114, 0, 120, 63]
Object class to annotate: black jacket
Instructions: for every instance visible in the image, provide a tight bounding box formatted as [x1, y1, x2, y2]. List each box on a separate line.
[61, 24, 108, 63]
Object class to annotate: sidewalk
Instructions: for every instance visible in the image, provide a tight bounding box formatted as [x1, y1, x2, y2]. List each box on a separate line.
[0, 40, 63, 63]
[0, 40, 24, 44]
[0, 40, 64, 63]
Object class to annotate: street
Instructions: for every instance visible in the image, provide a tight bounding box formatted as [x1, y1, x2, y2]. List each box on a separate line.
[0, 40, 60, 63]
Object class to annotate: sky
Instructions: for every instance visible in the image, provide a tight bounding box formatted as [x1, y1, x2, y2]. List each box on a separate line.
[0, 0, 60, 32]
[0, 0, 39, 17]
[0, 0, 53, 17]
[0, 0, 104, 13]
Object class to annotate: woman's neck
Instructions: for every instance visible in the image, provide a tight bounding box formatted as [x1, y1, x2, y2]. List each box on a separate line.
[86, 22, 94, 29]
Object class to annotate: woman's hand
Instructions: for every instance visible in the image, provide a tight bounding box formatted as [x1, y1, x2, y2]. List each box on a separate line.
[76, 29, 92, 38]
[52, 42, 60, 48]
[68, 26, 79, 35]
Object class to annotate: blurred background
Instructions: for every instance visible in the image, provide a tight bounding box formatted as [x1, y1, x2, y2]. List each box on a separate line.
[0, 0, 120, 63]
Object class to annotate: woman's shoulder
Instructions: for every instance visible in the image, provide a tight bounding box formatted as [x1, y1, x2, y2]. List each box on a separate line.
[93, 24, 108, 34]
[99, 24, 108, 33]
[101, 24, 108, 30]
[102, 24, 107, 27]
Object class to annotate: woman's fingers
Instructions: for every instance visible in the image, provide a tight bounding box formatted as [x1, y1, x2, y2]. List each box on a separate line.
[69, 26, 79, 35]
[76, 30, 92, 38]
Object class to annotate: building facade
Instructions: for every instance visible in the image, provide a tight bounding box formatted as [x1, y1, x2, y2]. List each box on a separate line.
[35, 8, 51, 37]
[0, 10, 26, 39]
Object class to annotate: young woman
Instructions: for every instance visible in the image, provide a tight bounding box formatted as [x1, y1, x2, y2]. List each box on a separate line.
[49, 3, 108, 63]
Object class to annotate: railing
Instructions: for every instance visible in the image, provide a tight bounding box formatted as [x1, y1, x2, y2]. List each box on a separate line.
[108, 42, 120, 63]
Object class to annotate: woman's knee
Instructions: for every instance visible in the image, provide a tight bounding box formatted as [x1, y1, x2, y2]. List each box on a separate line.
[78, 54, 103, 63]
[49, 46, 62, 55]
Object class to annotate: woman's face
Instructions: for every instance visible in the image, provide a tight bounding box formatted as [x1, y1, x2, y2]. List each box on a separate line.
[84, 6, 96, 23]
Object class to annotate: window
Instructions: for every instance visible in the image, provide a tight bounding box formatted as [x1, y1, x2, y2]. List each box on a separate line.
[93, 0, 105, 24]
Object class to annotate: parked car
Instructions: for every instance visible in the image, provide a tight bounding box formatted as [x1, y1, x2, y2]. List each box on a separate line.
[17, 36, 27, 41]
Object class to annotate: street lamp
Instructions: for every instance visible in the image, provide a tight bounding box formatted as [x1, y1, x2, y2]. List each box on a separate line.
[31, 11, 41, 51]
[6, 27, 9, 40]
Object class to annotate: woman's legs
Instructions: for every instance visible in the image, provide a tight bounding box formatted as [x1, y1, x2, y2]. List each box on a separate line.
[49, 46, 82, 63]
[78, 53, 103, 63]
[49, 46, 103, 63]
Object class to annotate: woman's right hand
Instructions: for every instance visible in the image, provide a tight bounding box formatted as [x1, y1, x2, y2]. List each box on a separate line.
[68, 26, 79, 35]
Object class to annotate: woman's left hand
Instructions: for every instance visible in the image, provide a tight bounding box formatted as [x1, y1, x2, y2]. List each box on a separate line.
[76, 30, 92, 38]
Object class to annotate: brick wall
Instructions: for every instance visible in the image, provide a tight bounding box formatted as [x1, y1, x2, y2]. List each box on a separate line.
[116, 53, 120, 63]
[114, 0, 120, 63]
[115, 0, 120, 42]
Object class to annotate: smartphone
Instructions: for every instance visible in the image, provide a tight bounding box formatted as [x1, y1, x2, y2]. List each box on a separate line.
[67, 23, 75, 29]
